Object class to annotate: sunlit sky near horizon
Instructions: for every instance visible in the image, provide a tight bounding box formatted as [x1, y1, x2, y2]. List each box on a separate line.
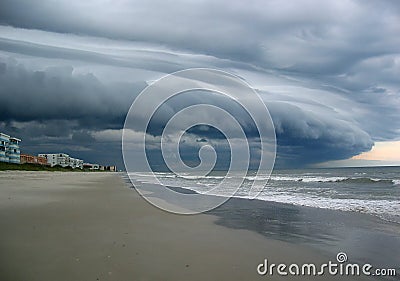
[353, 141, 400, 162]
[316, 141, 400, 168]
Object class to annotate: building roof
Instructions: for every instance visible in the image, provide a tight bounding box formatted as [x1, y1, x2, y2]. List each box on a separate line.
[9, 137, 21, 142]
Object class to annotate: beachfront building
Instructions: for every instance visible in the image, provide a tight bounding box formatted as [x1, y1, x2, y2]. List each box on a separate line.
[70, 158, 84, 169]
[20, 154, 49, 165]
[0, 133, 8, 162]
[0, 133, 21, 164]
[107, 165, 117, 172]
[83, 163, 117, 171]
[38, 153, 83, 169]
[83, 163, 100, 170]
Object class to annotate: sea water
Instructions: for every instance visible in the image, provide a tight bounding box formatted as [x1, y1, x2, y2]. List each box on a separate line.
[129, 166, 400, 224]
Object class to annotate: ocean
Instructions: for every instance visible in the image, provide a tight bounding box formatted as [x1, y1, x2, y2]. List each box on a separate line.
[129, 166, 400, 224]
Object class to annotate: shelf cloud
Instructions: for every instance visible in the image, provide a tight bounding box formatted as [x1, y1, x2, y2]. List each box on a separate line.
[0, 0, 399, 168]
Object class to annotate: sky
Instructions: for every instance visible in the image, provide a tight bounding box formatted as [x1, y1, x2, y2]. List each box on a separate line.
[0, 0, 399, 170]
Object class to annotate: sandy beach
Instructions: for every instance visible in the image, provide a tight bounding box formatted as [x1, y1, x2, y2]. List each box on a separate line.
[0, 172, 393, 280]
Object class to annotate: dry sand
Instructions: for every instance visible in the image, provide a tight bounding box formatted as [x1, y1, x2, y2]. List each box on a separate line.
[0, 172, 370, 281]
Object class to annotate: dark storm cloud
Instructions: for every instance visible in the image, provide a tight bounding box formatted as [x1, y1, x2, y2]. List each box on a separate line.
[0, 58, 144, 126]
[1, 0, 399, 74]
[0, 0, 399, 168]
[267, 101, 373, 166]
[0, 37, 183, 74]
[0, 57, 144, 168]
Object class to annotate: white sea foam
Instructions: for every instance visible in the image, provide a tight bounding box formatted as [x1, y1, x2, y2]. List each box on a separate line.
[256, 193, 399, 217]
[189, 186, 400, 223]
[178, 175, 226, 180]
[245, 176, 271, 181]
[128, 170, 400, 222]
[247, 175, 350, 183]
[262, 175, 348, 182]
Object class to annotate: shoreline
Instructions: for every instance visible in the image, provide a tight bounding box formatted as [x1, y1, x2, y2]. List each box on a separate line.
[208, 196, 400, 266]
[0, 171, 397, 280]
[166, 182, 400, 227]
[129, 177, 400, 268]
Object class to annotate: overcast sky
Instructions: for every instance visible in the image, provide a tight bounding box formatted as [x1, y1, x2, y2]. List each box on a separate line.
[0, 0, 399, 170]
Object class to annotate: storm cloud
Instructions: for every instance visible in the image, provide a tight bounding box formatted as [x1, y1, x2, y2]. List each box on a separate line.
[0, 0, 399, 169]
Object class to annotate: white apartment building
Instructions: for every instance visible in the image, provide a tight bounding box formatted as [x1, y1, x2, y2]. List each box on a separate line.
[70, 158, 84, 169]
[83, 163, 100, 170]
[38, 153, 83, 169]
[0, 132, 21, 164]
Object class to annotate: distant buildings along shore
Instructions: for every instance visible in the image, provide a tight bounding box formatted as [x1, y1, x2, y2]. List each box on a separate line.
[20, 154, 48, 165]
[83, 163, 117, 172]
[38, 153, 84, 169]
[0, 132, 116, 171]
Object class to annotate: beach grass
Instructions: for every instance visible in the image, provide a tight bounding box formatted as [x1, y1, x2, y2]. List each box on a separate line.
[0, 161, 103, 172]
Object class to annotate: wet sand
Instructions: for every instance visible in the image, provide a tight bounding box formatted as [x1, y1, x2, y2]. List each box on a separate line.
[209, 196, 400, 268]
[0, 172, 388, 280]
